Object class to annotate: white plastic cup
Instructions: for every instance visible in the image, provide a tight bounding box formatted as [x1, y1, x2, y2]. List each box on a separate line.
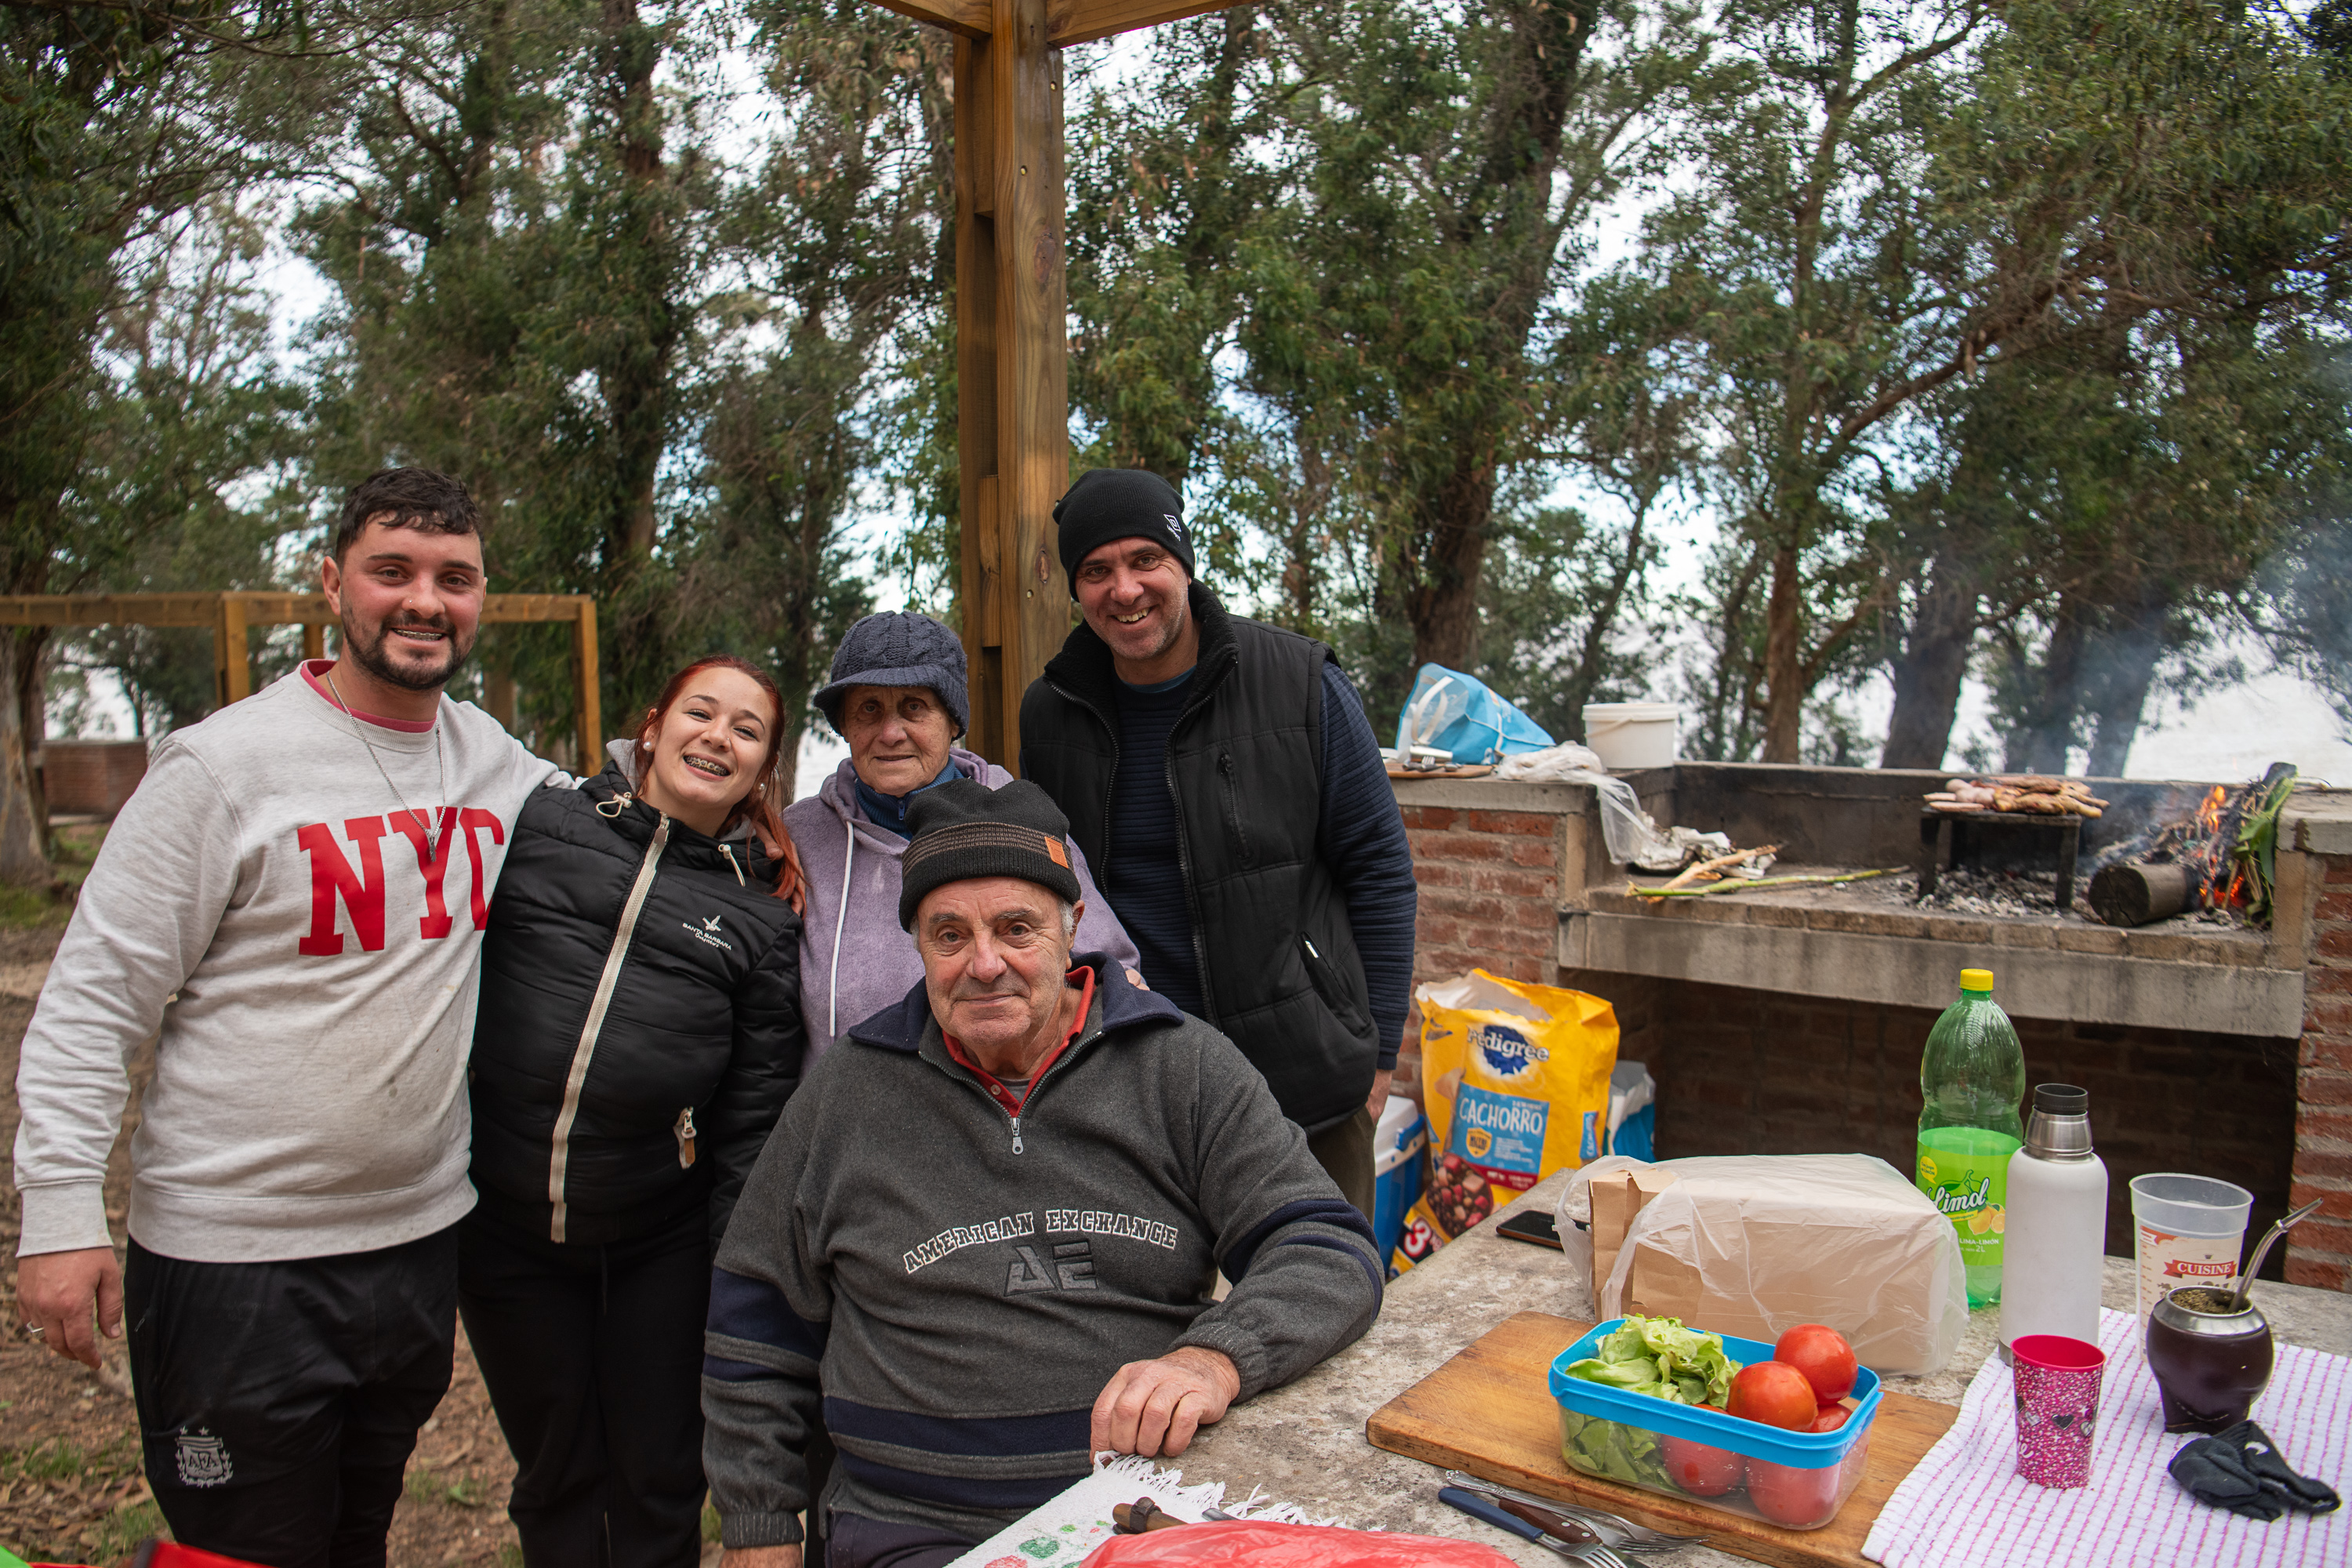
[1581, 702, 1679, 771]
[2129, 1173, 2253, 1319]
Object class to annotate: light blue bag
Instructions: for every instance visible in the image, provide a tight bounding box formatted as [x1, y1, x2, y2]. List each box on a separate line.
[1394, 663, 1555, 764]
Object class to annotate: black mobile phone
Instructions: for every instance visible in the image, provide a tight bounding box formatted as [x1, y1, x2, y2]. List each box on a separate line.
[1496, 1208, 1563, 1250]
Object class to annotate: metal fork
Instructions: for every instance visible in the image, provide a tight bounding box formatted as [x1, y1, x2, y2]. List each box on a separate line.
[1442, 1470, 1711, 1548]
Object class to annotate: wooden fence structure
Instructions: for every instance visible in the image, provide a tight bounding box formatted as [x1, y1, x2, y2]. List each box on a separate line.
[0, 592, 601, 767]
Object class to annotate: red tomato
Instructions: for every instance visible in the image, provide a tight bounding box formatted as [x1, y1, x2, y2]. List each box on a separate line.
[1746, 1457, 1844, 1527]
[1726, 1362, 1817, 1430]
[1773, 1323, 1859, 1403]
[1808, 1403, 1849, 1432]
[1660, 1434, 1744, 1496]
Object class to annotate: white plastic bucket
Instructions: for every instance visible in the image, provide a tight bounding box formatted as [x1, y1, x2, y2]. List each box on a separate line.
[1582, 702, 1679, 771]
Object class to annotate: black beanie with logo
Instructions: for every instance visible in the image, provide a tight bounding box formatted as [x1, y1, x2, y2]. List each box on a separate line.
[1053, 468, 1196, 597]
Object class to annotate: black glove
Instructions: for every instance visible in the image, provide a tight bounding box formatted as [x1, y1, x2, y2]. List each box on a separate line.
[2169, 1421, 2343, 1522]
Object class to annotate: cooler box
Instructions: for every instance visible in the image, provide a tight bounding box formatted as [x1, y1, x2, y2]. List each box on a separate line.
[1371, 1094, 1427, 1270]
[1606, 1059, 1656, 1160]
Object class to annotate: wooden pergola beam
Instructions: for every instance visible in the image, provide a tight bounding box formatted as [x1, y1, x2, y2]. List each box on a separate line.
[866, 0, 1227, 46]
[866, 0, 1248, 766]
[1048, 0, 1237, 48]
[0, 592, 603, 770]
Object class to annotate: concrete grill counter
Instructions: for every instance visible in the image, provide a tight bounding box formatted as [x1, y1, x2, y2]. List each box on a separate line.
[1392, 767, 2352, 1292]
[1170, 1171, 2352, 1568]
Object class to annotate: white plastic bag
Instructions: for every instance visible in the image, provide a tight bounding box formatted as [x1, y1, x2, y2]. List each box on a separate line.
[1490, 746, 1668, 866]
[1556, 1153, 1969, 1376]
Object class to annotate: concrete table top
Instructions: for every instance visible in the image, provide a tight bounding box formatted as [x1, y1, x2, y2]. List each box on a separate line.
[1176, 1170, 2352, 1566]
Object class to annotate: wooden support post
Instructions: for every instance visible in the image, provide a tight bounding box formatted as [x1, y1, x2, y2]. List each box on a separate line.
[573, 599, 601, 775]
[303, 622, 326, 662]
[956, 0, 1069, 769]
[215, 596, 252, 710]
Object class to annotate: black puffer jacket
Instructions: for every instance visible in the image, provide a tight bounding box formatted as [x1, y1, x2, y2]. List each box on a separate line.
[469, 758, 804, 1248]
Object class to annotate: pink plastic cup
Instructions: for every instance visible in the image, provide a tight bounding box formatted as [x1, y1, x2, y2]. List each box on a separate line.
[2012, 1334, 2106, 1488]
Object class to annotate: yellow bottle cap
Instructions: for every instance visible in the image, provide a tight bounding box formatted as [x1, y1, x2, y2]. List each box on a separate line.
[1960, 967, 1994, 993]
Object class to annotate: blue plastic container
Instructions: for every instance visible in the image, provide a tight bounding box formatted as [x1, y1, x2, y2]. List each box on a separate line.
[1548, 1319, 1883, 1530]
[1370, 1098, 1427, 1273]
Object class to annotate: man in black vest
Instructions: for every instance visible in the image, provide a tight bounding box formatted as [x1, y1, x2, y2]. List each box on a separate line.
[1018, 468, 1417, 1214]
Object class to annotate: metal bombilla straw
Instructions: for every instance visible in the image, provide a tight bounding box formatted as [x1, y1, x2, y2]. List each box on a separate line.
[2229, 1199, 2325, 1312]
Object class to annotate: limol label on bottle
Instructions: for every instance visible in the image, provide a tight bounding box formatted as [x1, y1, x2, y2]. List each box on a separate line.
[1918, 1126, 2021, 1270]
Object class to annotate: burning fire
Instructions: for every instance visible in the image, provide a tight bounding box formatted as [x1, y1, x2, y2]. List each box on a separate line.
[2085, 763, 2296, 927]
[2145, 780, 2249, 907]
[2176, 786, 2246, 909]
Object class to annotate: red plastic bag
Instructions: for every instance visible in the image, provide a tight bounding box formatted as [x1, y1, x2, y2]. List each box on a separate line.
[1078, 1521, 1518, 1566]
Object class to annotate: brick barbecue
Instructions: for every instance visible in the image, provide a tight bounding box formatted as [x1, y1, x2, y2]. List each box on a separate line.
[1394, 763, 2352, 1293]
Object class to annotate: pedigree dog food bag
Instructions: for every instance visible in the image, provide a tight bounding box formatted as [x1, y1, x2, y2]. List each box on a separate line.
[1391, 970, 1617, 1275]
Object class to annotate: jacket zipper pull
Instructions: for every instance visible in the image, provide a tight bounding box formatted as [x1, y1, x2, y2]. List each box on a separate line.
[1009, 1114, 1024, 1155]
[674, 1106, 697, 1169]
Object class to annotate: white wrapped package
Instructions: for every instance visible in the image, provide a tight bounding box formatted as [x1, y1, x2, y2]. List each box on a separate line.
[1556, 1152, 1968, 1376]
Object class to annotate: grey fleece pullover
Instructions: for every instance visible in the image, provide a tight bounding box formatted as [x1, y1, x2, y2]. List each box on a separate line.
[701, 956, 1383, 1549]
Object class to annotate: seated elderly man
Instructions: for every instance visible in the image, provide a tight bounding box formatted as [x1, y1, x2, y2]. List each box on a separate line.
[703, 779, 1384, 1568]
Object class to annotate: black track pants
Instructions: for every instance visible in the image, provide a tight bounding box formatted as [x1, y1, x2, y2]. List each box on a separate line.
[457, 1204, 712, 1568]
[125, 1227, 460, 1568]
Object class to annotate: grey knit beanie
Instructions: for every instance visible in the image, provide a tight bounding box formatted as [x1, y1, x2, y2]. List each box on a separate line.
[812, 612, 970, 734]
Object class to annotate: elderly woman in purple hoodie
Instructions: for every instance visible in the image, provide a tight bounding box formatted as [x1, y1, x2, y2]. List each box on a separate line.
[782, 612, 1145, 1059]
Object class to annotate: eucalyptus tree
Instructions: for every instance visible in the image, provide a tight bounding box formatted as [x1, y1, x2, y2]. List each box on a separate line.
[0, 1, 376, 880]
[1064, 1, 1714, 715]
[680, 0, 950, 793]
[300, 0, 731, 735]
[60, 198, 307, 739]
[1873, 0, 2352, 768]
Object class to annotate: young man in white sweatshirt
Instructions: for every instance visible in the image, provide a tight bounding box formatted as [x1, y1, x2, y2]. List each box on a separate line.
[12, 468, 568, 1567]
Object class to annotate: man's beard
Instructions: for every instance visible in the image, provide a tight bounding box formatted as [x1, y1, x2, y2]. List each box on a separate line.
[343, 610, 473, 692]
[1114, 593, 1187, 660]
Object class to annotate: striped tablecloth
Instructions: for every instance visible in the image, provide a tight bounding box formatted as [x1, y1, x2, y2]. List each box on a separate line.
[1864, 1307, 2350, 1568]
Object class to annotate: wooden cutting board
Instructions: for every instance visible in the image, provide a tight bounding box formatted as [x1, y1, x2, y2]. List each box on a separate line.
[1367, 1312, 1959, 1568]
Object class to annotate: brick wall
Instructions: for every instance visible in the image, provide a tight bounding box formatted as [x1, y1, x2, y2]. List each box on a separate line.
[1396, 802, 1565, 1095]
[1638, 979, 2302, 1276]
[2289, 854, 2352, 1289]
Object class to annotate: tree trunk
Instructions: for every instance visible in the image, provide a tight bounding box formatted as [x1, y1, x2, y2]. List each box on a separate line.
[2002, 597, 2086, 774]
[1281, 435, 1330, 627]
[1403, 446, 1497, 670]
[2083, 593, 2165, 777]
[1760, 535, 1805, 761]
[0, 632, 52, 885]
[1882, 553, 1980, 768]
[772, 715, 804, 808]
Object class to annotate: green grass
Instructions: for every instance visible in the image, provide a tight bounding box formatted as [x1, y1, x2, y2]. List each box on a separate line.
[0, 823, 106, 931]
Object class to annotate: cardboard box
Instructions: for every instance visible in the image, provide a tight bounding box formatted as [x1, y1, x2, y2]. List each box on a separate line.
[1587, 1154, 1965, 1375]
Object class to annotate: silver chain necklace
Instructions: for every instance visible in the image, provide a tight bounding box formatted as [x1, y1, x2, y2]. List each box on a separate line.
[323, 666, 445, 822]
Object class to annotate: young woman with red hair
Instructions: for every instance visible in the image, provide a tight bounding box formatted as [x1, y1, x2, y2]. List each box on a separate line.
[460, 655, 808, 1567]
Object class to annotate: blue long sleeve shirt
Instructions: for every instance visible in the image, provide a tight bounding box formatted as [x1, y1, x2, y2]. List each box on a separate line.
[1105, 660, 1416, 1070]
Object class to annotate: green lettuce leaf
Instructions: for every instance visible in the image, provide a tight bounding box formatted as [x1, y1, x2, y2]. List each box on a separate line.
[1562, 1314, 1741, 1406]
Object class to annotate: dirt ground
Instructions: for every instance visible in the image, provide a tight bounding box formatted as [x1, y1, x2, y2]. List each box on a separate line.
[0, 922, 532, 1566]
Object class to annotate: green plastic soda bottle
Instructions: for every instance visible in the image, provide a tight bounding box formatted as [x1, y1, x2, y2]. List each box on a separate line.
[1916, 967, 2027, 1308]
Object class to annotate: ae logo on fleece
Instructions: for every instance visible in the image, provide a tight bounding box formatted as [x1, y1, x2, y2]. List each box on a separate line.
[294, 806, 509, 954]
